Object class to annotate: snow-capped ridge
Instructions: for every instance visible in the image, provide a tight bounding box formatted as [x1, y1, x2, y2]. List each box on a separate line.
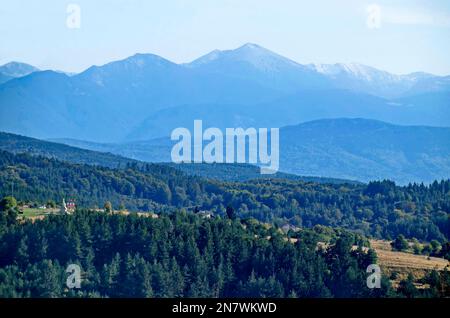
[188, 42, 302, 72]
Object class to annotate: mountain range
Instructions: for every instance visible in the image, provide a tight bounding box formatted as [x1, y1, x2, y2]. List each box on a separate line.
[49, 118, 450, 184]
[3, 116, 450, 184]
[1, 44, 449, 183]
[0, 43, 449, 142]
[307, 63, 450, 98]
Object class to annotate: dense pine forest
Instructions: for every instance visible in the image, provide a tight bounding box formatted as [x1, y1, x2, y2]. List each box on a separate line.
[0, 209, 449, 298]
[0, 150, 448, 242]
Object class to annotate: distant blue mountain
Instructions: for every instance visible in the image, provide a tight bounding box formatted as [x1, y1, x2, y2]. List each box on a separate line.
[0, 44, 449, 143]
[186, 43, 331, 92]
[0, 61, 39, 84]
[52, 118, 450, 184]
[128, 89, 450, 140]
[278, 118, 450, 184]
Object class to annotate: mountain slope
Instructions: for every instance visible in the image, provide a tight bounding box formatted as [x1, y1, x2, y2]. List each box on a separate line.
[0, 71, 84, 140]
[279, 118, 450, 183]
[0, 131, 136, 168]
[128, 88, 450, 140]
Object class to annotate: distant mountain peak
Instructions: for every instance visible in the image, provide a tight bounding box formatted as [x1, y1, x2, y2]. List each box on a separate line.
[241, 42, 261, 48]
[104, 53, 176, 69]
[77, 53, 177, 81]
[188, 43, 301, 72]
[231, 42, 287, 60]
[0, 61, 39, 78]
[235, 42, 266, 51]
[129, 52, 170, 62]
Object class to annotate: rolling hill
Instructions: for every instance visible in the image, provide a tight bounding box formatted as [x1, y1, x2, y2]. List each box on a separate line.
[278, 118, 450, 184]
[52, 118, 450, 184]
[0, 131, 136, 168]
[1, 131, 357, 184]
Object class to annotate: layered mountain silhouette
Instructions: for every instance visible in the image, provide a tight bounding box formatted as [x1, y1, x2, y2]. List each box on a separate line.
[0, 43, 449, 142]
[279, 118, 450, 183]
[50, 118, 450, 184]
[0, 131, 354, 184]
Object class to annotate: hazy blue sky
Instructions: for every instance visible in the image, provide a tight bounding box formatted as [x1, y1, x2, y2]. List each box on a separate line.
[1, 0, 449, 75]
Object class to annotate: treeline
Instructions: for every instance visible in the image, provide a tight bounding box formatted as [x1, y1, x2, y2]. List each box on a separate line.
[1, 209, 448, 298]
[0, 150, 449, 242]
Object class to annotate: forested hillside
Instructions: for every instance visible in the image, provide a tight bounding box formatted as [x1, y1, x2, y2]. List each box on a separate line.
[1, 150, 448, 242]
[0, 131, 137, 168]
[1, 131, 355, 184]
[1, 209, 448, 298]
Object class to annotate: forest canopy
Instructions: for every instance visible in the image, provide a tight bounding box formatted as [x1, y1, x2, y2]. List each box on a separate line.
[0, 150, 448, 242]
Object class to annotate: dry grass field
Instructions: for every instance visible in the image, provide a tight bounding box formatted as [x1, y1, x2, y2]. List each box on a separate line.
[370, 239, 449, 287]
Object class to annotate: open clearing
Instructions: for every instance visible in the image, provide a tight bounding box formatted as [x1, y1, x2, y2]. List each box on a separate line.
[370, 239, 449, 286]
[18, 207, 60, 222]
[371, 239, 448, 271]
